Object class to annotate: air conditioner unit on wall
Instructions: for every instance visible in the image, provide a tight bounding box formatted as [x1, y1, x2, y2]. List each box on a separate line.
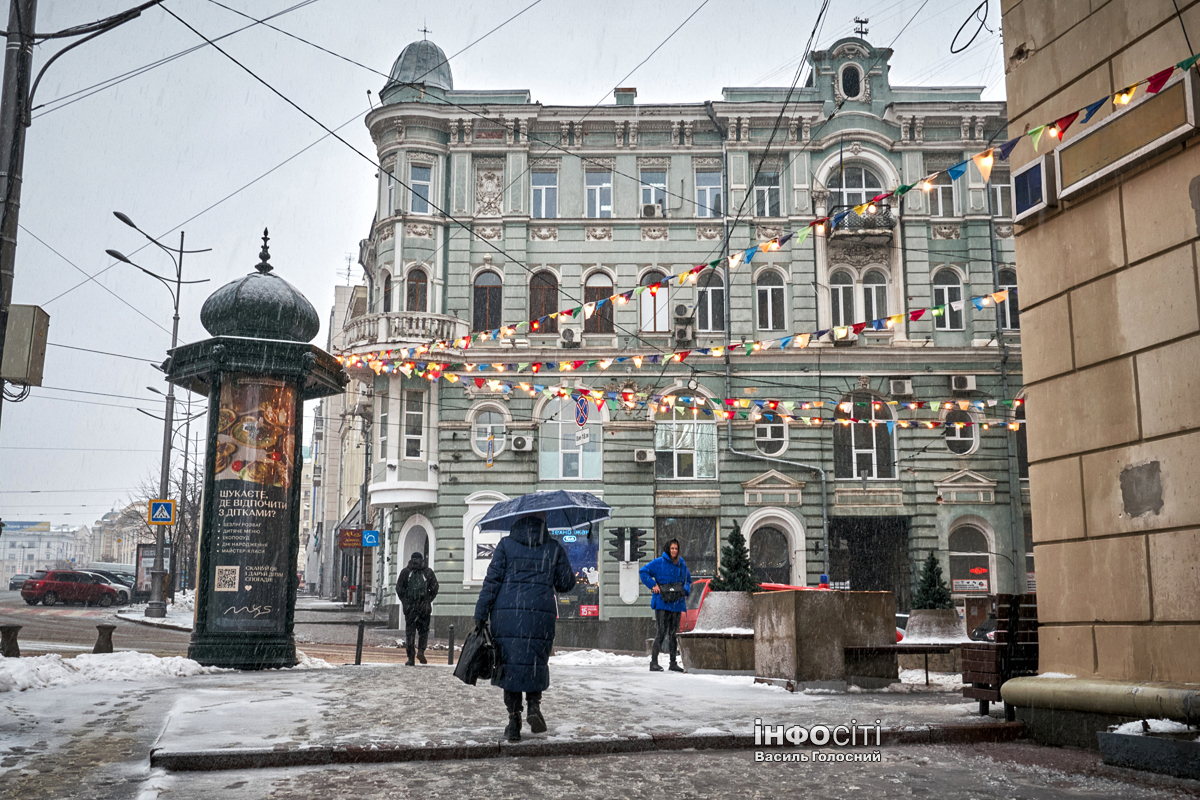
[889, 379, 913, 397]
[633, 448, 655, 464]
[642, 203, 664, 218]
[511, 435, 535, 452]
[559, 325, 582, 348]
[951, 375, 976, 393]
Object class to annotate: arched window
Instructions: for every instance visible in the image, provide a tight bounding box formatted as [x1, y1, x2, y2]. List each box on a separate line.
[755, 413, 786, 455]
[830, 270, 854, 328]
[949, 525, 990, 594]
[382, 273, 393, 313]
[750, 526, 791, 584]
[944, 408, 975, 455]
[584, 272, 614, 334]
[472, 271, 502, 332]
[697, 271, 724, 333]
[840, 64, 861, 99]
[998, 268, 1019, 330]
[862, 269, 888, 322]
[756, 270, 786, 331]
[539, 397, 602, 480]
[471, 407, 507, 458]
[640, 270, 669, 333]
[655, 398, 717, 479]
[833, 392, 895, 479]
[932, 268, 964, 330]
[406, 268, 427, 312]
[530, 271, 559, 334]
[827, 165, 884, 209]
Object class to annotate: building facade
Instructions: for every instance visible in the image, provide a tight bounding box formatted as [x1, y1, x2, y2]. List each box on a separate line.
[342, 37, 1028, 647]
[2, 521, 87, 577]
[1000, 1, 1200, 742]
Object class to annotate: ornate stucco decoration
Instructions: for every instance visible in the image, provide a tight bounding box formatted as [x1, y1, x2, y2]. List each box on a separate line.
[448, 120, 460, 144]
[932, 224, 962, 240]
[529, 226, 558, 242]
[683, 121, 694, 147]
[406, 223, 434, 239]
[696, 225, 722, 241]
[848, 142, 863, 156]
[756, 225, 783, 240]
[476, 167, 504, 217]
[832, 42, 870, 58]
[693, 156, 721, 168]
[477, 226, 503, 241]
[641, 226, 668, 242]
[637, 156, 670, 169]
[828, 242, 887, 267]
[913, 116, 925, 142]
[788, 117, 798, 142]
[379, 225, 394, 241]
[994, 224, 1014, 239]
[628, 120, 638, 147]
[585, 226, 613, 242]
[408, 150, 437, 166]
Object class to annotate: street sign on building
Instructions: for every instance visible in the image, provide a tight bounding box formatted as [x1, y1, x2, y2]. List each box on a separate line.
[148, 500, 175, 526]
[575, 396, 589, 426]
[362, 530, 379, 547]
[338, 529, 363, 549]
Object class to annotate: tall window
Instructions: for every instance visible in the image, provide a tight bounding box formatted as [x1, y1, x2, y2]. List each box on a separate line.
[532, 171, 558, 219]
[386, 172, 395, 215]
[406, 268, 428, 312]
[584, 272, 614, 334]
[641, 170, 667, 209]
[928, 171, 954, 217]
[586, 171, 612, 218]
[933, 268, 964, 330]
[949, 526, 990, 593]
[840, 65, 862, 99]
[827, 165, 883, 208]
[756, 270, 785, 331]
[376, 377, 389, 461]
[655, 401, 717, 479]
[656, 517, 717, 577]
[640, 270, 669, 333]
[753, 170, 781, 217]
[472, 408, 506, 458]
[539, 397, 602, 480]
[944, 409, 975, 455]
[1015, 402, 1028, 479]
[830, 270, 854, 328]
[755, 417, 786, 455]
[382, 273, 393, 313]
[473, 271, 502, 332]
[998, 268, 1019, 330]
[410, 164, 432, 214]
[862, 269, 888, 322]
[696, 170, 723, 217]
[403, 391, 424, 459]
[750, 526, 790, 584]
[833, 392, 895, 479]
[991, 171, 1012, 218]
[697, 271, 724, 332]
[529, 271, 559, 334]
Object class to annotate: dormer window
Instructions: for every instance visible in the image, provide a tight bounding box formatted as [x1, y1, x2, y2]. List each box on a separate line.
[840, 64, 862, 100]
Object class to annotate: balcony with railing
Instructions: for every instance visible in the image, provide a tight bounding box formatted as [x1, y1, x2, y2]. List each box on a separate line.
[830, 206, 896, 244]
[343, 311, 470, 351]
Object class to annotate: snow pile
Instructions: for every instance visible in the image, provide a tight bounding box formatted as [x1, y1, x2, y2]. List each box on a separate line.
[115, 605, 194, 631]
[1110, 719, 1197, 736]
[171, 589, 195, 613]
[549, 649, 648, 667]
[900, 633, 971, 644]
[0, 652, 224, 693]
[1036, 672, 1077, 679]
[689, 627, 754, 635]
[290, 650, 336, 670]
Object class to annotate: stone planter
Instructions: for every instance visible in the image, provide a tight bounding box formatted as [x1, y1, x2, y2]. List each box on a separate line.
[694, 590, 753, 632]
[905, 608, 968, 642]
[679, 590, 755, 674]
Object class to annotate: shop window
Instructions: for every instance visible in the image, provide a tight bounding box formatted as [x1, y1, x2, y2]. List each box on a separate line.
[656, 516, 717, 577]
[948, 525, 990, 594]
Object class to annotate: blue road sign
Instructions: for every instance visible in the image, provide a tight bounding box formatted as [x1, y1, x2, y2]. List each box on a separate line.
[575, 396, 589, 426]
[362, 530, 380, 547]
[148, 500, 175, 525]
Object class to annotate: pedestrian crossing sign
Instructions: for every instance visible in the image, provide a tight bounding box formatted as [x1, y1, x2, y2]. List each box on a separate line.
[148, 500, 175, 525]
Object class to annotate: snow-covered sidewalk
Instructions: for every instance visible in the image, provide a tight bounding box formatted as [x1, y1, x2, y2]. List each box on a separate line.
[114, 589, 196, 631]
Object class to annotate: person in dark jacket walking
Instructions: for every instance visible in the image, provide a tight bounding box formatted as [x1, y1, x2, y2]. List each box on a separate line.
[639, 538, 691, 672]
[474, 513, 575, 742]
[396, 552, 439, 666]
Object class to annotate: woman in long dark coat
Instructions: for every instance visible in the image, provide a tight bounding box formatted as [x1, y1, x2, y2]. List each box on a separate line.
[474, 513, 575, 742]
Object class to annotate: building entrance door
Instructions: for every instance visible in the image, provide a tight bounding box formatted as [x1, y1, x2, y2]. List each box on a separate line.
[749, 525, 791, 584]
[828, 517, 912, 611]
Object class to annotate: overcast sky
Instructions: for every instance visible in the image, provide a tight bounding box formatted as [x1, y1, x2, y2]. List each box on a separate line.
[0, 0, 1004, 526]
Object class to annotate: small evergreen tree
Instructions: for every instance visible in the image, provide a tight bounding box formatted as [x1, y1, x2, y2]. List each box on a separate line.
[710, 521, 760, 592]
[912, 552, 954, 609]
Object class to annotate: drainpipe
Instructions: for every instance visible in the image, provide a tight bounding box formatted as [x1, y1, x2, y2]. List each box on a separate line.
[705, 101, 830, 579]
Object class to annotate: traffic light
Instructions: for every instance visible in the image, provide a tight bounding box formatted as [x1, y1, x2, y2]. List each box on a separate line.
[607, 528, 627, 561]
[629, 528, 648, 561]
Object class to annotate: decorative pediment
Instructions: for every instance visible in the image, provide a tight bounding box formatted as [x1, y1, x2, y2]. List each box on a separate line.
[934, 469, 996, 504]
[742, 470, 804, 506]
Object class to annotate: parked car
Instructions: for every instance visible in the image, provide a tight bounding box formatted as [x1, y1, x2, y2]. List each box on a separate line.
[680, 577, 819, 633]
[8, 573, 32, 591]
[20, 570, 119, 607]
[970, 615, 998, 642]
[87, 568, 134, 590]
[78, 571, 131, 604]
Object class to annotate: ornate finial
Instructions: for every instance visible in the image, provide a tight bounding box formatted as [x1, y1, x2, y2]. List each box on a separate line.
[256, 228, 272, 273]
[419, 23, 431, 40]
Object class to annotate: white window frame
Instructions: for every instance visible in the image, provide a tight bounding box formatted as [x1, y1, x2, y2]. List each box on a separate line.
[756, 270, 786, 331]
[410, 164, 433, 215]
[402, 390, 425, 460]
[834, 392, 896, 480]
[929, 173, 955, 217]
[697, 272, 724, 333]
[933, 268, 964, 331]
[830, 271, 855, 328]
[640, 169, 667, 209]
[998, 269, 1019, 330]
[655, 407, 718, 480]
[991, 181, 1012, 219]
[532, 171, 558, 219]
[470, 405, 508, 459]
[862, 270, 888, 322]
[944, 408, 978, 455]
[386, 172, 395, 215]
[538, 397, 603, 481]
[639, 270, 670, 333]
[586, 171, 612, 219]
[377, 382, 389, 461]
[829, 165, 884, 208]
[753, 170, 781, 217]
[755, 418, 787, 455]
[696, 170, 723, 218]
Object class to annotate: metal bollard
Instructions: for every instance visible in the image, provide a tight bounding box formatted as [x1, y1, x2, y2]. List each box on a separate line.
[447, 624, 454, 666]
[354, 619, 365, 665]
[93, 624, 116, 654]
[0, 624, 21, 658]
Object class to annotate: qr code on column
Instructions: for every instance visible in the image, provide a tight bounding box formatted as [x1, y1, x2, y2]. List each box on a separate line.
[214, 566, 239, 592]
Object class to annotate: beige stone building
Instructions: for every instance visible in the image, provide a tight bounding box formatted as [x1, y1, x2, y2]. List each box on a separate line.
[1001, 1, 1200, 743]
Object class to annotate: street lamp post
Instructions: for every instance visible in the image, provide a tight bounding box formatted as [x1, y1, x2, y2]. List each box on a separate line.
[106, 213, 209, 618]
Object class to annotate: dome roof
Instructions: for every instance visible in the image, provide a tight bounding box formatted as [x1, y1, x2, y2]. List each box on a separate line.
[385, 39, 453, 93]
[200, 230, 320, 344]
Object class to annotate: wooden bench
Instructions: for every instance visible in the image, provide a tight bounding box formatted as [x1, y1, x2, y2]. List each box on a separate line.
[962, 594, 1038, 720]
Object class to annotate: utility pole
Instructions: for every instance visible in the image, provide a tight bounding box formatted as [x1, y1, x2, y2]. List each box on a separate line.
[0, 0, 37, 434]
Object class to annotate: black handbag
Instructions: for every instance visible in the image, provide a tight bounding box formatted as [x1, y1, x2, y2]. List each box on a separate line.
[453, 621, 498, 686]
[658, 582, 685, 604]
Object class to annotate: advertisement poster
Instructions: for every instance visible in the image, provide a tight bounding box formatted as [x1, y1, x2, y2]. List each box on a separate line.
[207, 374, 296, 633]
[549, 527, 600, 619]
[135, 543, 173, 593]
[952, 578, 989, 593]
[471, 524, 505, 582]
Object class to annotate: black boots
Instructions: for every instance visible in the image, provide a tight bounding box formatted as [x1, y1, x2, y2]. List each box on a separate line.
[405, 656, 415, 666]
[669, 662, 685, 673]
[416, 651, 427, 664]
[649, 661, 664, 671]
[504, 713, 522, 742]
[526, 703, 547, 734]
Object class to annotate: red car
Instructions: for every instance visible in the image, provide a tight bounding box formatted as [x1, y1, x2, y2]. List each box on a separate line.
[20, 570, 119, 607]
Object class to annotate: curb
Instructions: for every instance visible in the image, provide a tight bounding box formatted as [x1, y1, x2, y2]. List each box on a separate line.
[150, 722, 1025, 772]
[113, 612, 193, 633]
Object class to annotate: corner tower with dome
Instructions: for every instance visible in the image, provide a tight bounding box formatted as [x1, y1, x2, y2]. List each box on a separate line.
[323, 36, 1024, 652]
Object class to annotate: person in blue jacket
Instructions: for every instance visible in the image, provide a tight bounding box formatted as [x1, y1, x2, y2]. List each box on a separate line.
[639, 538, 691, 673]
[474, 512, 576, 742]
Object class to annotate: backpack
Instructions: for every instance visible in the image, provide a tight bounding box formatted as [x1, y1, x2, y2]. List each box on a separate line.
[403, 568, 427, 605]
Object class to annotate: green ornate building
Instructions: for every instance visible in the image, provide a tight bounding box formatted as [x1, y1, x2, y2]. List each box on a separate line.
[329, 36, 1027, 648]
